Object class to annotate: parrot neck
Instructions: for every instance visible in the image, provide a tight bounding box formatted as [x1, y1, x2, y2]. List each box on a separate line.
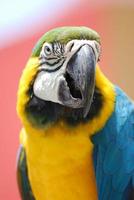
[19, 63, 116, 138]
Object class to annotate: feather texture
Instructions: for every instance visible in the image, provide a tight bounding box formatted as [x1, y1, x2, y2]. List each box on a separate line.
[92, 86, 134, 199]
[17, 146, 35, 200]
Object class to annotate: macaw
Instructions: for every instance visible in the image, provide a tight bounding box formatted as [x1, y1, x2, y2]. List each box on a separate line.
[17, 26, 134, 200]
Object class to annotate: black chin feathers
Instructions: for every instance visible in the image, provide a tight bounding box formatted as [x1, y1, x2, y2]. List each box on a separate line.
[25, 87, 103, 127]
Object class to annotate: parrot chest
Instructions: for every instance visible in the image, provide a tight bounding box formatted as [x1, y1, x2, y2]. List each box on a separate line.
[23, 131, 98, 200]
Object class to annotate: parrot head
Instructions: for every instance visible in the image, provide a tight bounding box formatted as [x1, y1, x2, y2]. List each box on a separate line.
[17, 26, 102, 128]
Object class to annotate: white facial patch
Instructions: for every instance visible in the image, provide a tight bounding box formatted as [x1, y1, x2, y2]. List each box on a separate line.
[33, 70, 65, 104]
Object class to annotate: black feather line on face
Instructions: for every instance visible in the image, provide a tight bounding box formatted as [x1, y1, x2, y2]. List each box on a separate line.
[40, 58, 61, 66]
[25, 86, 103, 127]
[39, 59, 65, 73]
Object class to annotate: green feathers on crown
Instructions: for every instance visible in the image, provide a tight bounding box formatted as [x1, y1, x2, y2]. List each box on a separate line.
[32, 26, 100, 57]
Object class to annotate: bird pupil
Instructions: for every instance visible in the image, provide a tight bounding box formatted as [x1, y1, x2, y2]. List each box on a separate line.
[45, 46, 51, 52]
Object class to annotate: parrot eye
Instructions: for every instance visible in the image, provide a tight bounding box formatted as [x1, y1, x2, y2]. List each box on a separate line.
[43, 43, 53, 56]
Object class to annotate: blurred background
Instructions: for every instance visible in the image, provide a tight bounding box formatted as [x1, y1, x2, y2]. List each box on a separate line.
[0, 0, 134, 199]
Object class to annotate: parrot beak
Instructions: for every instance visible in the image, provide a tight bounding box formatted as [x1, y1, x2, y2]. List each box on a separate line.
[59, 44, 96, 118]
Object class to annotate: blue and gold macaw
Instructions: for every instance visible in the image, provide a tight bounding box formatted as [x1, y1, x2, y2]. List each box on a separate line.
[17, 26, 134, 200]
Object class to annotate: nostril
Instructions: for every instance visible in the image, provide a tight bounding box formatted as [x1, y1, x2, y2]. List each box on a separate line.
[68, 42, 74, 52]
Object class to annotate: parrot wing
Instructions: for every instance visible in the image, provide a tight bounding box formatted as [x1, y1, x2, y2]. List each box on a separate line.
[92, 87, 134, 200]
[17, 146, 35, 200]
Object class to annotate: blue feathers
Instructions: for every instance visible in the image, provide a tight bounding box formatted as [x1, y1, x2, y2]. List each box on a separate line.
[103, 142, 122, 174]
[92, 86, 134, 200]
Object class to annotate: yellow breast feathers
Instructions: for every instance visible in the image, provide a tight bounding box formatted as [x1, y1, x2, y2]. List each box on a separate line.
[20, 128, 98, 200]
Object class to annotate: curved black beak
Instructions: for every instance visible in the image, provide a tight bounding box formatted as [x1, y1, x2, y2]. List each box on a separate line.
[66, 44, 96, 118]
